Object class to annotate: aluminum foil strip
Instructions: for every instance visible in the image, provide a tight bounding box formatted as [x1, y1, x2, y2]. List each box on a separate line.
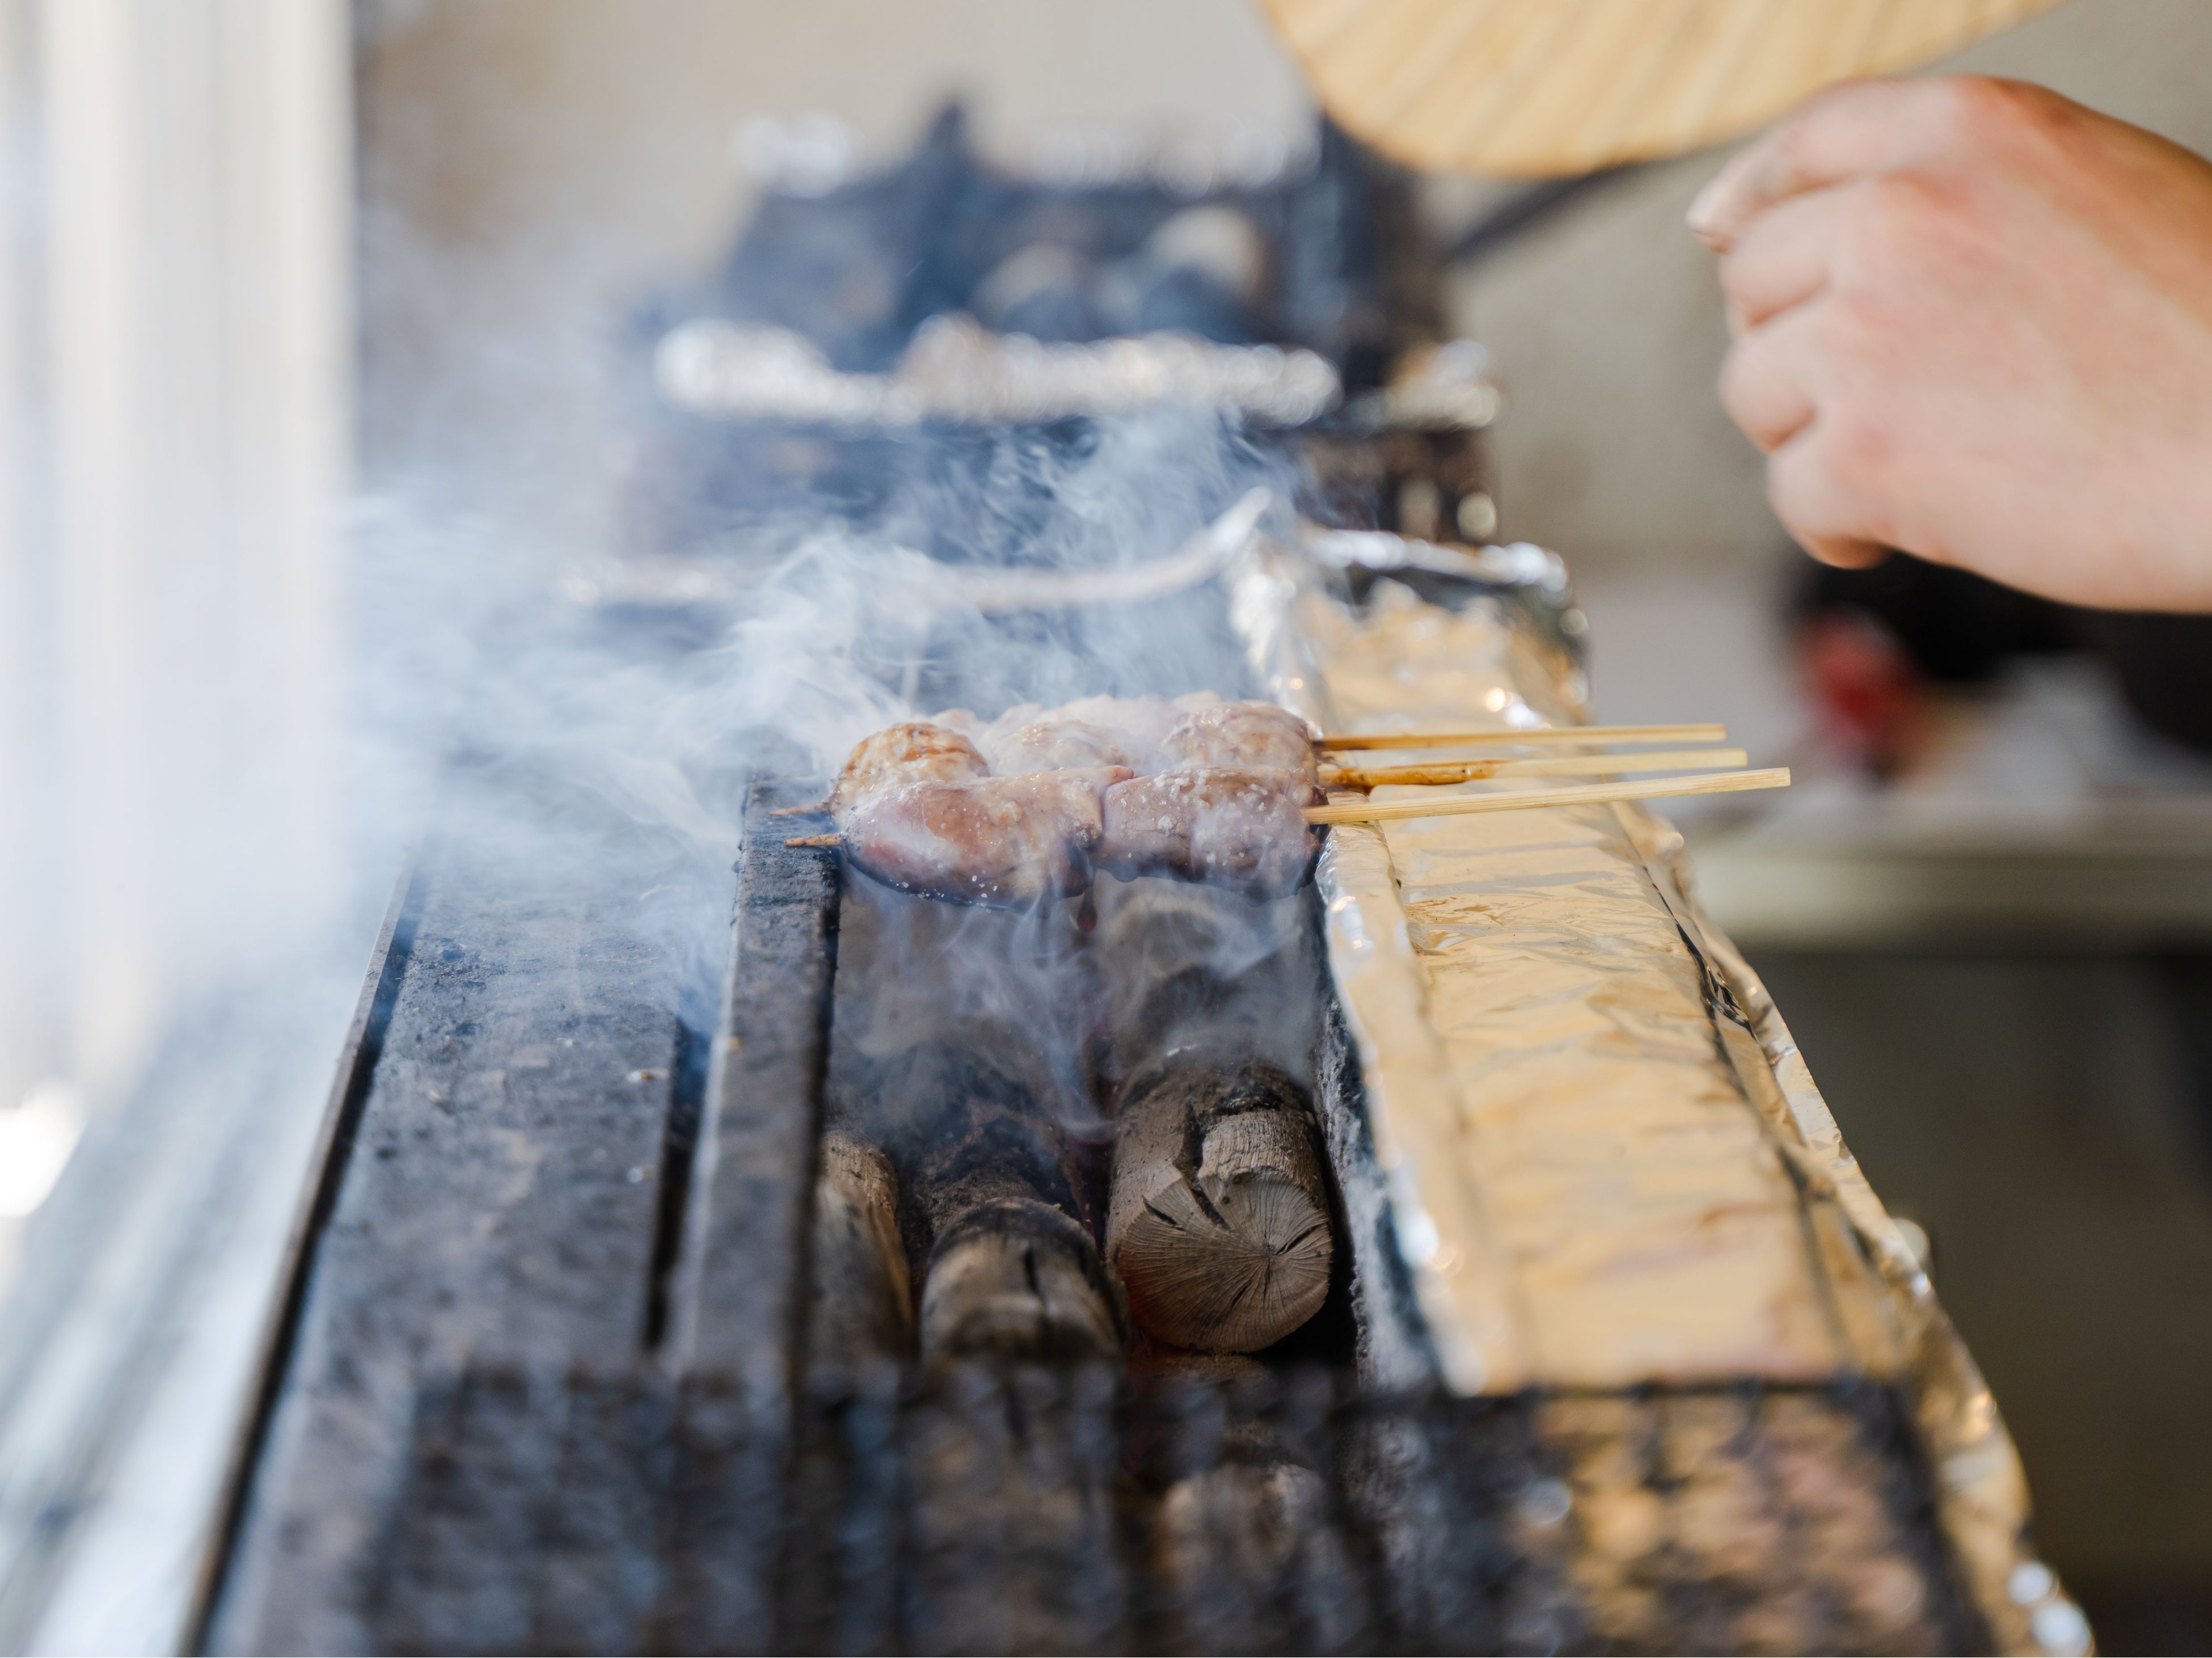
[656, 312, 1341, 427]
[1229, 525, 2084, 1657]
[1625, 807, 2088, 1658]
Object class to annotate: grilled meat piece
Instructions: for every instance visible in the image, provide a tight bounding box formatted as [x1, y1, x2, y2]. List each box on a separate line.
[938, 691, 1225, 775]
[1095, 767, 1320, 899]
[978, 718, 1139, 776]
[842, 767, 1132, 908]
[835, 720, 989, 812]
[1155, 702, 1317, 781]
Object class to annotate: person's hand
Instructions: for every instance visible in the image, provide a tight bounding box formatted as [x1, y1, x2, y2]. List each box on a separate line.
[1690, 75, 2212, 611]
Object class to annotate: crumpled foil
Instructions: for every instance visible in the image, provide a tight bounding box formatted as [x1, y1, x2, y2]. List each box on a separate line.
[1229, 525, 2087, 1657]
[655, 312, 1343, 427]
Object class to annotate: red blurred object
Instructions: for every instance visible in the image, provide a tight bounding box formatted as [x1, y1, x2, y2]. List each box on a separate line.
[1796, 609, 1934, 778]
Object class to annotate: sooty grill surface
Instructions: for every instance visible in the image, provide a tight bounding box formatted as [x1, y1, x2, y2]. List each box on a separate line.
[202, 774, 1978, 1656]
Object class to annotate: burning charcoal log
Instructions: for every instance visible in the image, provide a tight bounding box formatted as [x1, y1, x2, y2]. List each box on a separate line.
[922, 1207, 1123, 1365]
[1108, 1053, 1334, 1353]
[1095, 877, 1336, 1356]
[804, 1132, 913, 1376]
[883, 1032, 1126, 1366]
[1094, 767, 1321, 900]
[841, 768, 1131, 909]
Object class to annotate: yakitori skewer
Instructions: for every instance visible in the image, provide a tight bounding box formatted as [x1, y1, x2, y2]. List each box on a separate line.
[788, 766, 1788, 850]
[1315, 722, 1725, 751]
[1301, 767, 1790, 825]
[1320, 746, 1745, 788]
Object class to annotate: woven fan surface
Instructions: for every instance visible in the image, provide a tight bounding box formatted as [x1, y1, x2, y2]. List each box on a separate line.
[1257, 0, 2071, 176]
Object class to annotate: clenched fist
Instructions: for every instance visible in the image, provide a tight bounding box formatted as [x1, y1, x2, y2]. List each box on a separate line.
[1690, 75, 2212, 612]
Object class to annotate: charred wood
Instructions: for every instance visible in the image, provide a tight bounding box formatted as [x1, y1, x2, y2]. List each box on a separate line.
[804, 1132, 914, 1378]
[901, 1362, 1129, 1656]
[1095, 881, 1336, 1355]
[1132, 1362, 1371, 1656]
[1108, 1054, 1333, 1353]
[881, 1033, 1125, 1367]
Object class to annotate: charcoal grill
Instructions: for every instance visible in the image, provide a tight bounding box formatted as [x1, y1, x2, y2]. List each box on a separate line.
[192, 741, 1979, 1654]
[189, 112, 2024, 1657]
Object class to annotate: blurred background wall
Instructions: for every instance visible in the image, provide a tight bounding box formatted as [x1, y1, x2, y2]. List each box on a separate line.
[0, 4, 355, 1649]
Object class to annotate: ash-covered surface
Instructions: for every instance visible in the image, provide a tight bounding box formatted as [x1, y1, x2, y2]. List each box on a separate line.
[301, 1362, 1973, 1657]
[203, 799, 717, 1653]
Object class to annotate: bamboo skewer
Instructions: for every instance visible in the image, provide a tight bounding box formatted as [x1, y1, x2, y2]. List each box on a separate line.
[1315, 722, 1725, 752]
[783, 766, 1789, 849]
[1321, 746, 1746, 788]
[1303, 768, 1790, 825]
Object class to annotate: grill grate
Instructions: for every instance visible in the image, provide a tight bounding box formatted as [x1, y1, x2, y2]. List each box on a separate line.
[199, 774, 1978, 1655]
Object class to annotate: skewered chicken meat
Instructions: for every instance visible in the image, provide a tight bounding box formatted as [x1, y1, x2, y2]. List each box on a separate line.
[1155, 701, 1319, 782]
[977, 718, 1139, 775]
[1095, 767, 1320, 899]
[839, 767, 1132, 908]
[825, 698, 1319, 907]
[942, 691, 1225, 775]
[835, 720, 990, 808]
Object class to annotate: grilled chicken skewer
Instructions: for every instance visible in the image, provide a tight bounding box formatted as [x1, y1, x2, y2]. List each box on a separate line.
[822, 702, 1321, 908]
[799, 707, 1779, 905]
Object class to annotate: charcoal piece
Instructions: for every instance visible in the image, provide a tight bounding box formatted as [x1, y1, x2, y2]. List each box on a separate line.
[901, 1362, 1130, 1655]
[821, 863, 1121, 1371]
[1095, 880, 1336, 1355]
[881, 1032, 1125, 1366]
[1094, 878, 1316, 1081]
[805, 1132, 914, 1378]
[1108, 1053, 1333, 1353]
[921, 1200, 1125, 1365]
[1134, 1366, 1372, 1656]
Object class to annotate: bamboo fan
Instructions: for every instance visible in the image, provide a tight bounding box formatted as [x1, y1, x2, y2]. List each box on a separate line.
[1254, 0, 2073, 178]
